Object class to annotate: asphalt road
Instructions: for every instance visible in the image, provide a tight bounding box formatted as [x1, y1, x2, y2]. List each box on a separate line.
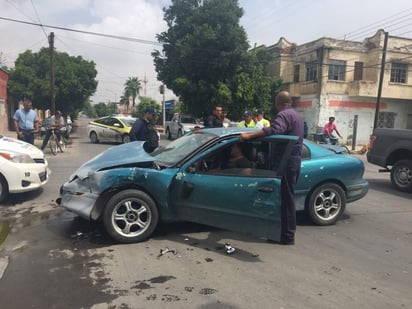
[0, 118, 411, 309]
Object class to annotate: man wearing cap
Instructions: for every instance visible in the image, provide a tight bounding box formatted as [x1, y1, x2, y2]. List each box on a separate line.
[237, 111, 256, 128]
[130, 107, 159, 153]
[254, 109, 270, 129]
[40, 110, 65, 151]
[13, 98, 39, 145]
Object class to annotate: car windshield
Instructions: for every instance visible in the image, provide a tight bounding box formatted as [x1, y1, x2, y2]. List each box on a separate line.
[181, 116, 196, 124]
[120, 118, 136, 127]
[152, 132, 216, 164]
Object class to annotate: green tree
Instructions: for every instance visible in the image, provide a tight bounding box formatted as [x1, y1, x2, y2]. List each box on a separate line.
[82, 101, 97, 118]
[124, 77, 142, 108]
[153, 0, 248, 118]
[153, 0, 281, 121]
[94, 102, 109, 117]
[132, 97, 162, 119]
[7, 48, 97, 118]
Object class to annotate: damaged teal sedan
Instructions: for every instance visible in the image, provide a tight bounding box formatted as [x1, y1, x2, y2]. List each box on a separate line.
[57, 128, 368, 243]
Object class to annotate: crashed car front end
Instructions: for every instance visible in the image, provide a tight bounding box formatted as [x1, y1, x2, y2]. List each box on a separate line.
[58, 166, 153, 220]
[57, 141, 156, 220]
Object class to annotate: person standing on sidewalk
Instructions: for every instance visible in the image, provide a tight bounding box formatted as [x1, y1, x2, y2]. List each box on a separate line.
[13, 98, 39, 145]
[239, 91, 304, 245]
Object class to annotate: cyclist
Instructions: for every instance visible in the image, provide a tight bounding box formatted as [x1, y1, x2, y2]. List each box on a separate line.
[323, 116, 342, 144]
[40, 110, 65, 151]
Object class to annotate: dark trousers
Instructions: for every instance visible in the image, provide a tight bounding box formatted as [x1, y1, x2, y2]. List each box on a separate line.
[41, 129, 61, 150]
[17, 130, 35, 145]
[280, 156, 301, 242]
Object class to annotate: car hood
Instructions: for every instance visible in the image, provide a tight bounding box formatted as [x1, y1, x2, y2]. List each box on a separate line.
[319, 143, 348, 154]
[0, 135, 44, 157]
[72, 141, 153, 180]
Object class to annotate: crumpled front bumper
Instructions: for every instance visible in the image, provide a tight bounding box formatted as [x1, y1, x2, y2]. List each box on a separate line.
[57, 178, 99, 220]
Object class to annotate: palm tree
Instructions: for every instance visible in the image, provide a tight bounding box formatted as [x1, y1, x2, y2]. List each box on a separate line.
[124, 77, 142, 107]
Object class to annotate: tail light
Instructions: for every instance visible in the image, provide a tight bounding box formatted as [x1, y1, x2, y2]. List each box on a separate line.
[369, 134, 377, 149]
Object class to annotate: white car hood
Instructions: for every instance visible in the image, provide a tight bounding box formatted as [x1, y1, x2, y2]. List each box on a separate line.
[0, 136, 43, 157]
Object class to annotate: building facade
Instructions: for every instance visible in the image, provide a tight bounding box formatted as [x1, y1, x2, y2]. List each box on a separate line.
[266, 29, 412, 145]
[0, 68, 9, 135]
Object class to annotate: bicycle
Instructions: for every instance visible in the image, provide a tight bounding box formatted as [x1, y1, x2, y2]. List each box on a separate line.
[48, 127, 65, 155]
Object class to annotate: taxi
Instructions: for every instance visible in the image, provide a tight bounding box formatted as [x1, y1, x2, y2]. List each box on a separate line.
[0, 135, 50, 202]
[87, 115, 136, 144]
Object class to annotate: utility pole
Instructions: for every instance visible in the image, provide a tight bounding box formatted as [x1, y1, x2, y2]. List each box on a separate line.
[374, 31, 389, 130]
[48, 32, 56, 114]
[143, 73, 148, 97]
[159, 84, 165, 129]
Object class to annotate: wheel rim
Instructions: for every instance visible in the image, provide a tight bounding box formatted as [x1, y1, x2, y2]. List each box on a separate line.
[313, 189, 342, 221]
[111, 198, 152, 238]
[395, 165, 412, 187]
[123, 135, 130, 143]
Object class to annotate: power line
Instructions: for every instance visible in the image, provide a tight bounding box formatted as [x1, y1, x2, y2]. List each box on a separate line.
[30, 0, 48, 39]
[0, 16, 163, 46]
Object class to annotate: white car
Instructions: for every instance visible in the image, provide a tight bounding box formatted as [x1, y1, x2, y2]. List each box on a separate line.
[0, 135, 50, 202]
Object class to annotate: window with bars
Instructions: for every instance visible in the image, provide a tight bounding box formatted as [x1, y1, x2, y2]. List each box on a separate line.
[390, 63, 407, 83]
[293, 65, 300, 82]
[377, 112, 395, 128]
[305, 62, 317, 81]
[328, 60, 346, 81]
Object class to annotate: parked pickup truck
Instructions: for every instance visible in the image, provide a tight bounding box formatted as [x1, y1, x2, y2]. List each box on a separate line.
[165, 113, 202, 139]
[367, 128, 412, 192]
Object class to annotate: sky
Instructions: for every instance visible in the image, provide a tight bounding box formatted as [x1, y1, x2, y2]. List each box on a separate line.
[1, 0, 412, 106]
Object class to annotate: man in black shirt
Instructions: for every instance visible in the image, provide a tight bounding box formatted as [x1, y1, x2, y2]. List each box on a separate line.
[205, 106, 223, 128]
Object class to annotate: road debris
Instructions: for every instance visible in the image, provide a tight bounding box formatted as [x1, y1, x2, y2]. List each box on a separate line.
[157, 247, 177, 258]
[224, 243, 235, 254]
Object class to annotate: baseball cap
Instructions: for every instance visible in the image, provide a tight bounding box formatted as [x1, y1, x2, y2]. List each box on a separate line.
[244, 111, 252, 117]
[145, 107, 157, 115]
[254, 109, 264, 115]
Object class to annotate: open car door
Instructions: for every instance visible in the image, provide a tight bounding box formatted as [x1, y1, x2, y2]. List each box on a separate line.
[169, 135, 298, 241]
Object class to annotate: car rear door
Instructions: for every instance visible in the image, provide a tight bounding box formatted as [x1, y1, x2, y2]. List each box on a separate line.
[168, 136, 298, 241]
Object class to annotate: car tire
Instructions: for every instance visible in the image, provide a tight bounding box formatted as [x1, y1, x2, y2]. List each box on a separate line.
[0, 174, 9, 203]
[103, 189, 159, 243]
[90, 132, 99, 144]
[390, 159, 412, 193]
[166, 128, 171, 140]
[306, 183, 346, 225]
[122, 134, 130, 144]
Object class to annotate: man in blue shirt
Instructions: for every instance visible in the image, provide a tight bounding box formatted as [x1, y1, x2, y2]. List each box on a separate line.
[240, 91, 304, 245]
[13, 98, 39, 145]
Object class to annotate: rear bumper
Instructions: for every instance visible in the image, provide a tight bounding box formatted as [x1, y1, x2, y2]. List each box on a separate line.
[346, 180, 369, 203]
